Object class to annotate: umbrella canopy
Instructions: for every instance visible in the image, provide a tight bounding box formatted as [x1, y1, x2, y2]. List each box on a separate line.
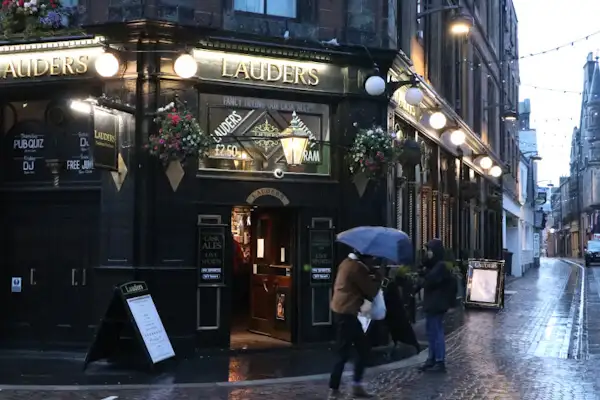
[336, 226, 413, 264]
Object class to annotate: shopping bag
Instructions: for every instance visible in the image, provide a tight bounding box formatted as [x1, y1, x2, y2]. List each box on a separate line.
[370, 289, 387, 320]
[357, 314, 371, 333]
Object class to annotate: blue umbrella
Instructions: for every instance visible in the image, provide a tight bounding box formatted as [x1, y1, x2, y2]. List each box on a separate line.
[336, 226, 413, 264]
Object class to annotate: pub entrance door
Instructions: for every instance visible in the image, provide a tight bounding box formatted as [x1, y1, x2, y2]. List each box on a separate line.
[1, 191, 99, 347]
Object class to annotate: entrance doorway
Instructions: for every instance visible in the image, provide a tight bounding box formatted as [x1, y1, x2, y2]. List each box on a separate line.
[230, 206, 295, 349]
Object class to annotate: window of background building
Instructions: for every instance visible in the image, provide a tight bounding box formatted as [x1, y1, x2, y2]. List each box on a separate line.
[485, 0, 498, 49]
[416, 0, 425, 43]
[473, 52, 482, 135]
[234, 0, 297, 18]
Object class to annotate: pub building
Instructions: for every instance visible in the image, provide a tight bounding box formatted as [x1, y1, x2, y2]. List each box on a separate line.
[0, 21, 502, 352]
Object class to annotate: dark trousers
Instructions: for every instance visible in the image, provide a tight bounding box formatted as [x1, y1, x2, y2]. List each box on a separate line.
[329, 312, 371, 390]
[425, 313, 445, 362]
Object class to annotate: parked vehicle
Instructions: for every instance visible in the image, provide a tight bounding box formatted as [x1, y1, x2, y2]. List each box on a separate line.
[584, 240, 600, 267]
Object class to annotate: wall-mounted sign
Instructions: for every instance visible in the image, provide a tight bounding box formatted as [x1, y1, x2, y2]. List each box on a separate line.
[197, 225, 226, 285]
[309, 229, 334, 285]
[0, 48, 102, 80]
[92, 108, 118, 170]
[194, 50, 347, 93]
[201, 94, 330, 174]
[246, 187, 290, 206]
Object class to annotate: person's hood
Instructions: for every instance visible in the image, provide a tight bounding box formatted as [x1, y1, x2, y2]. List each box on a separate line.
[425, 238, 445, 266]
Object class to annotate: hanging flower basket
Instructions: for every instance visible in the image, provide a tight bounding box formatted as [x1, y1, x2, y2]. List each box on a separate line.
[146, 101, 211, 166]
[1, 0, 78, 37]
[460, 181, 479, 200]
[347, 124, 395, 181]
[395, 137, 422, 166]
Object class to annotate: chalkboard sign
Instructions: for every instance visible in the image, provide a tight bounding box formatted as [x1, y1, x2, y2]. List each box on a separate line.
[198, 224, 226, 285]
[309, 229, 334, 285]
[92, 108, 118, 170]
[84, 281, 175, 370]
[464, 259, 506, 310]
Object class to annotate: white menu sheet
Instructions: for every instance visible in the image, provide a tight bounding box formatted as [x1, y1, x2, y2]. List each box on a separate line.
[126, 294, 175, 364]
[469, 269, 499, 303]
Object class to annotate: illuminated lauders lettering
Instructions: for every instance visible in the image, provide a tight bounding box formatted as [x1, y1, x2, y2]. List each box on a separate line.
[0, 55, 89, 79]
[221, 59, 319, 86]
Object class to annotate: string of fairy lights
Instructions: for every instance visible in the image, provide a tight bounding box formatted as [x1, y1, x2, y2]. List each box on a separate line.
[460, 28, 600, 71]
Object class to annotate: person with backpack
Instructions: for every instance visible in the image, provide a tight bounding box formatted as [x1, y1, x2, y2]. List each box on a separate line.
[416, 238, 457, 373]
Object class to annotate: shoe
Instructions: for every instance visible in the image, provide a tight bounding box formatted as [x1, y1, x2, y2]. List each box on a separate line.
[418, 358, 435, 371]
[352, 385, 375, 398]
[328, 389, 342, 399]
[428, 362, 446, 373]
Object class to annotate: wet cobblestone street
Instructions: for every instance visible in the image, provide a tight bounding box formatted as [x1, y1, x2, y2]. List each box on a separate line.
[2, 258, 598, 399]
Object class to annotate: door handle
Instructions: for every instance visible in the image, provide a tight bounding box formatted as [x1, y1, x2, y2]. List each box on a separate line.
[262, 282, 269, 293]
[30, 268, 36, 286]
[71, 269, 78, 286]
[81, 268, 87, 286]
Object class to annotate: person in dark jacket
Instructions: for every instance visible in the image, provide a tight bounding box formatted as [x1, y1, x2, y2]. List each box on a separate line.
[417, 238, 452, 372]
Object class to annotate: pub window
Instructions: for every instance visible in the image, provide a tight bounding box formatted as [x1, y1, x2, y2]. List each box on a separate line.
[199, 94, 330, 176]
[234, 0, 297, 18]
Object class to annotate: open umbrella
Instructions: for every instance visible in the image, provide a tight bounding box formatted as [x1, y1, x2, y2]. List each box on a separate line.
[336, 226, 413, 265]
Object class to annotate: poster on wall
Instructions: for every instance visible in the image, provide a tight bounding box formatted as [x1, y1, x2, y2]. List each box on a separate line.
[197, 224, 226, 285]
[276, 292, 286, 321]
[3, 120, 52, 182]
[464, 259, 506, 310]
[92, 107, 118, 170]
[309, 229, 334, 285]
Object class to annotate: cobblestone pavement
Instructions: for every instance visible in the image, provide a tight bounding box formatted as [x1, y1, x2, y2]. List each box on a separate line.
[1, 258, 597, 400]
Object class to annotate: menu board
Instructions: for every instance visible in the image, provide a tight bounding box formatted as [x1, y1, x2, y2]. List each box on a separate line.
[309, 229, 334, 285]
[198, 225, 226, 285]
[63, 129, 95, 179]
[3, 121, 52, 182]
[126, 294, 176, 364]
[465, 259, 505, 309]
[468, 269, 499, 303]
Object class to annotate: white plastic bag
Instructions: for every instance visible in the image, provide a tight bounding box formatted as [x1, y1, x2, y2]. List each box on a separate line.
[357, 314, 371, 333]
[370, 289, 387, 320]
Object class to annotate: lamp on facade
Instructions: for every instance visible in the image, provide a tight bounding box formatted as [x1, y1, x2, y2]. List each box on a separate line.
[94, 52, 120, 78]
[417, 6, 473, 35]
[364, 73, 423, 105]
[280, 112, 309, 166]
[472, 155, 493, 170]
[449, 129, 466, 146]
[448, 11, 474, 34]
[428, 111, 448, 130]
[503, 110, 518, 121]
[489, 165, 503, 178]
[174, 54, 198, 79]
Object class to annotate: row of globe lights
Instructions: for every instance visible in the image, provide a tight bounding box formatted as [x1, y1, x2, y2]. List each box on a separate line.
[364, 77, 503, 179]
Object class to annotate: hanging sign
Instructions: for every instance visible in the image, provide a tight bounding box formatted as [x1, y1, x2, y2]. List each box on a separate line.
[92, 108, 118, 170]
[464, 259, 506, 310]
[84, 281, 175, 370]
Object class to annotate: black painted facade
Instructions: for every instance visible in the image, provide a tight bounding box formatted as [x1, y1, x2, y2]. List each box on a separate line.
[0, 23, 400, 351]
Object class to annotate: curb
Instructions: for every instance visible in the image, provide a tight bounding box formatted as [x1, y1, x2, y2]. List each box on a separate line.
[0, 327, 470, 392]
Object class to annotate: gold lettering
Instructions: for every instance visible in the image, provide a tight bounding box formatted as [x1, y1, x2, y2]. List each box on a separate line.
[307, 68, 319, 86]
[249, 61, 264, 80]
[267, 63, 282, 81]
[49, 57, 61, 75]
[295, 67, 308, 85]
[282, 65, 295, 84]
[34, 59, 50, 77]
[234, 61, 250, 79]
[94, 130, 116, 144]
[0, 54, 91, 79]
[221, 59, 234, 77]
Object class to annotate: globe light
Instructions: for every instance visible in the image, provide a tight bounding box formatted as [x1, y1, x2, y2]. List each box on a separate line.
[450, 129, 466, 146]
[489, 165, 503, 177]
[429, 112, 447, 130]
[364, 75, 386, 96]
[94, 52, 120, 78]
[405, 87, 424, 106]
[549, 228, 556, 234]
[478, 156, 493, 169]
[449, 12, 474, 35]
[174, 54, 198, 79]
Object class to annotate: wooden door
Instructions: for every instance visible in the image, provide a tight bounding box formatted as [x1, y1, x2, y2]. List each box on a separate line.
[248, 208, 295, 341]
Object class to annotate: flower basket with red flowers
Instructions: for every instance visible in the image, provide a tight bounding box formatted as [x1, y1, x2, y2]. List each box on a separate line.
[347, 124, 395, 181]
[1, 0, 79, 37]
[146, 102, 211, 165]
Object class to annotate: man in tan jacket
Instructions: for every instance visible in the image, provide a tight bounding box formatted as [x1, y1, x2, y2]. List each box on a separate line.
[328, 252, 382, 399]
